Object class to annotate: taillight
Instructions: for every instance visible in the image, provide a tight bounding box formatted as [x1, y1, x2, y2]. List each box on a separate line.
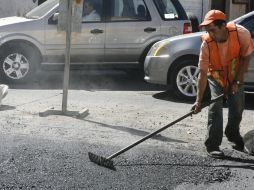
[183, 22, 192, 34]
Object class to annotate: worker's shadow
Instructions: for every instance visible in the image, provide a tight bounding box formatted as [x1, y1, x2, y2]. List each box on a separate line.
[83, 119, 186, 144]
[0, 105, 16, 111]
[215, 155, 254, 170]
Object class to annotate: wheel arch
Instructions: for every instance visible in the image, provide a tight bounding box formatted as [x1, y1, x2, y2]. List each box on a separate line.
[0, 39, 42, 64]
[139, 41, 159, 67]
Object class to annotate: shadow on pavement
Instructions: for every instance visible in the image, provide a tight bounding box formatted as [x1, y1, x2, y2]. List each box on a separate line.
[6, 69, 254, 109]
[116, 157, 254, 171]
[0, 105, 16, 111]
[83, 119, 186, 144]
[9, 70, 166, 92]
[153, 90, 254, 110]
[214, 155, 254, 170]
[152, 90, 193, 104]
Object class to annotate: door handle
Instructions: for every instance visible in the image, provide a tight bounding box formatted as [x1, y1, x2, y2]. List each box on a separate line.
[144, 27, 156, 33]
[90, 29, 104, 34]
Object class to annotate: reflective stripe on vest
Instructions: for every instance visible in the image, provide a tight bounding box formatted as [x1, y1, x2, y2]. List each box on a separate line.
[201, 22, 241, 90]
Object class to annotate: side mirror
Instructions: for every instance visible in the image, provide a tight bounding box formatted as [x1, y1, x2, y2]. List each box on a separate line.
[48, 13, 59, 25]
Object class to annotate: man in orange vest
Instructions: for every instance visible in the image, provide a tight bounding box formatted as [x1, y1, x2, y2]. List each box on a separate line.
[192, 10, 253, 158]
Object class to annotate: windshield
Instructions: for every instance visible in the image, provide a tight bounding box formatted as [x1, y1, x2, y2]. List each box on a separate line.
[25, 0, 59, 19]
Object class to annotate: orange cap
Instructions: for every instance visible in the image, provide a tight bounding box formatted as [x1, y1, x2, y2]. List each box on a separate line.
[199, 10, 226, 27]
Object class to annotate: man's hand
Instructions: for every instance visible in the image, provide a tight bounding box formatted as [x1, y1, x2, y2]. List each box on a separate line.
[192, 101, 202, 114]
[231, 81, 240, 95]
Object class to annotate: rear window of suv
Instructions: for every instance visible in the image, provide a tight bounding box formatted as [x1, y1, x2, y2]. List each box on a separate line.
[108, 0, 151, 22]
[153, 0, 186, 20]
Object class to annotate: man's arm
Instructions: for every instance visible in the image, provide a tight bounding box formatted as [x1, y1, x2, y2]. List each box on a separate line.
[193, 69, 207, 113]
[231, 25, 252, 94]
[231, 55, 251, 94]
[239, 55, 251, 80]
[236, 24, 254, 80]
[196, 69, 208, 102]
[193, 40, 209, 114]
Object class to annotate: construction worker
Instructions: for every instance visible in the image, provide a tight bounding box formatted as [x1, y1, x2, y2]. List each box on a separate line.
[0, 84, 8, 107]
[192, 10, 254, 158]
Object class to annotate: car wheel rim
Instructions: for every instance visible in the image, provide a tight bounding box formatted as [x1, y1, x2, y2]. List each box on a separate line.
[3, 53, 30, 80]
[176, 65, 199, 97]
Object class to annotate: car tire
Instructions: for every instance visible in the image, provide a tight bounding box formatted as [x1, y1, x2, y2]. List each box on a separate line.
[170, 58, 199, 101]
[0, 43, 40, 83]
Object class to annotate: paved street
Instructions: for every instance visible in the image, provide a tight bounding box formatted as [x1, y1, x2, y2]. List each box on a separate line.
[0, 70, 254, 189]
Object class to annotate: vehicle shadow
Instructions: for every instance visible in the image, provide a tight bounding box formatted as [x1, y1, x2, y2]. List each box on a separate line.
[9, 70, 166, 92]
[152, 89, 194, 104]
[0, 105, 16, 111]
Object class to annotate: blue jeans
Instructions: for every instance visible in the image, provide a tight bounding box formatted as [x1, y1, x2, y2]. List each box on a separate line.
[205, 77, 245, 148]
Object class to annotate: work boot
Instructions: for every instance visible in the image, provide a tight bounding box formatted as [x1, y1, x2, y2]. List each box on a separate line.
[226, 133, 244, 151]
[206, 147, 225, 158]
[229, 136, 244, 152]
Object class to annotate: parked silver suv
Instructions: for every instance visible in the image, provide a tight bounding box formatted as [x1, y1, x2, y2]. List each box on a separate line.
[0, 0, 191, 83]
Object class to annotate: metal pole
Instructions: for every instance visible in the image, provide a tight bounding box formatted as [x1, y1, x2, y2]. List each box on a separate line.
[62, 0, 72, 113]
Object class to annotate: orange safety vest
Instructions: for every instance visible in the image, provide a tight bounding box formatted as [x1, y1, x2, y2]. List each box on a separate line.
[201, 22, 241, 91]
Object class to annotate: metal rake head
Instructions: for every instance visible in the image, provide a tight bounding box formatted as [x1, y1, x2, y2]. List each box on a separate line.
[88, 152, 116, 171]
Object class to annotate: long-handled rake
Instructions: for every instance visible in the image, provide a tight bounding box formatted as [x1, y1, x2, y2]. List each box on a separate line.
[88, 94, 224, 170]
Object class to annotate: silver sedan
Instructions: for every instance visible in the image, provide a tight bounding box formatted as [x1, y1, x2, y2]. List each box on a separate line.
[144, 11, 254, 100]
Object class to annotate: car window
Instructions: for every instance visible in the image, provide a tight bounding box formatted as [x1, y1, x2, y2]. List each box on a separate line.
[153, 0, 179, 20]
[82, 0, 103, 22]
[239, 15, 254, 38]
[108, 0, 151, 22]
[25, 0, 59, 19]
